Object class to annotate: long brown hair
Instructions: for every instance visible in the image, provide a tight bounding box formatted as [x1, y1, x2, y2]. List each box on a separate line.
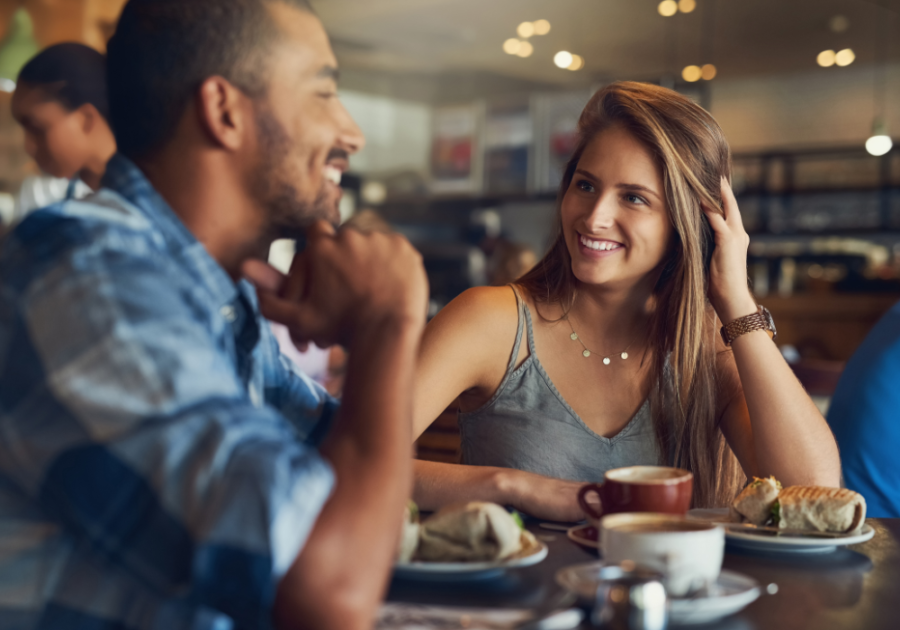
[518, 81, 744, 507]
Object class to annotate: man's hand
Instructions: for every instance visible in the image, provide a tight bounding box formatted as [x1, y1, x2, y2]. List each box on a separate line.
[243, 220, 428, 349]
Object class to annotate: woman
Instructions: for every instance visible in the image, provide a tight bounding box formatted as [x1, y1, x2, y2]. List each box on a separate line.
[9, 42, 115, 222]
[413, 82, 840, 522]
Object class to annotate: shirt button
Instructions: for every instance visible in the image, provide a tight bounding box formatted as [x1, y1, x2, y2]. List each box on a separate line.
[220, 305, 237, 322]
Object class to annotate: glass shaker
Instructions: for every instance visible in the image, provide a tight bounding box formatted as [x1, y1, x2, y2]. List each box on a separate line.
[591, 563, 667, 630]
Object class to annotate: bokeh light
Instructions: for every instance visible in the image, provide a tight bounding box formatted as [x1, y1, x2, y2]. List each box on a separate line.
[658, 1, 678, 17]
[835, 48, 855, 67]
[682, 65, 702, 82]
[503, 38, 521, 55]
[817, 50, 836, 67]
[554, 51, 574, 69]
[517, 21, 535, 38]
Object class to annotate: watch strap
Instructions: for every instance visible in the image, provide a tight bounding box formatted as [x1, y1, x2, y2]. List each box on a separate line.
[720, 306, 774, 346]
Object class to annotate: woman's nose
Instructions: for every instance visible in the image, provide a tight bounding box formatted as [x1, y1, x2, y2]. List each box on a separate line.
[585, 193, 617, 230]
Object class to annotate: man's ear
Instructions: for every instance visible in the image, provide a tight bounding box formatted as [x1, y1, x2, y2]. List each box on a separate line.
[77, 103, 102, 134]
[195, 76, 248, 151]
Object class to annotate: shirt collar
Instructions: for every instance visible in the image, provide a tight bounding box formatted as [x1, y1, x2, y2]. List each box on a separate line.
[101, 153, 240, 308]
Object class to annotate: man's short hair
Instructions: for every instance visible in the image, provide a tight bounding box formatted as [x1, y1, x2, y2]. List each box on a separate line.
[107, 0, 312, 159]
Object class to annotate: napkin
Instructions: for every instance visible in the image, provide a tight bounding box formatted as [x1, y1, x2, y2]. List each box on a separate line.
[377, 603, 532, 629]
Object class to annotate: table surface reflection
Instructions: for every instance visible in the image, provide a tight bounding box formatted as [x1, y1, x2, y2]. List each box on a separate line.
[387, 518, 900, 629]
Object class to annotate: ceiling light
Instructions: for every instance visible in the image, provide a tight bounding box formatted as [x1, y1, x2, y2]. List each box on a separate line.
[554, 51, 574, 69]
[830, 15, 849, 33]
[516, 41, 534, 58]
[701, 64, 717, 80]
[866, 135, 892, 156]
[682, 65, 702, 82]
[568, 54, 585, 71]
[679, 0, 697, 13]
[517, 21, 535, 39]
[866, 119, 892, 156]
[817, 50, 836, 67]
[533, 19, 551, 35]
[658, 0, 677, 17]
[503, 38, 521, 55]
[835, 48, 855, 67]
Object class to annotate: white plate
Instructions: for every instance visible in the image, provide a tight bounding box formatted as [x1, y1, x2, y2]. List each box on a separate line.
[393, 541, 548, 581]
[556, 561, 760, 625]
[687, 508, 875, 554]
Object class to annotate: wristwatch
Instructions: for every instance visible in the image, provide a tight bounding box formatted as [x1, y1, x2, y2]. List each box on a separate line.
[720, 305, 777, 346]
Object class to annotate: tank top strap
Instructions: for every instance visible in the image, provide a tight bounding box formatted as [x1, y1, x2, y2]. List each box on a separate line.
[506, 284, 528, 373]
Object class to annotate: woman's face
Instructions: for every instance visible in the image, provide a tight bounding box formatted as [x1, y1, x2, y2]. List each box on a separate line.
[561, 125, 673, 291]
[11, 84, 92, 179]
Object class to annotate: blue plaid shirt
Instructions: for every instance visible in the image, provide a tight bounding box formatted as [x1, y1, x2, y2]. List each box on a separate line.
[0, 155, 338, 630]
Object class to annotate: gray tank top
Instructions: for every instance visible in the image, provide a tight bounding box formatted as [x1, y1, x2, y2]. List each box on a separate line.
[459, 286, 664, 482]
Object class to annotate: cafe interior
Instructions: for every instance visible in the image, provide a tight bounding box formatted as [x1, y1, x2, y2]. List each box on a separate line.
[1, 1, 899, 629]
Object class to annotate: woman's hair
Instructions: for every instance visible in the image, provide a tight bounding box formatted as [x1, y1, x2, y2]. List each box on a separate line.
[17, 43, 109, 121]
[517, 81, 745, 508]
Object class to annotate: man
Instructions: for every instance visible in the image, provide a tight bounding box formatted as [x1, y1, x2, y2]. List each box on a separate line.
[827, 303, 900, 518]
[0, 1, 427, 629]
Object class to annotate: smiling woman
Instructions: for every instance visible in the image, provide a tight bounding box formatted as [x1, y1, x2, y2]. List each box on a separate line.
[411, 81, 842, 521]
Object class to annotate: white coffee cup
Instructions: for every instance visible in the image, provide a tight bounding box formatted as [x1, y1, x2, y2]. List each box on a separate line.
[600, 512, 724, 597]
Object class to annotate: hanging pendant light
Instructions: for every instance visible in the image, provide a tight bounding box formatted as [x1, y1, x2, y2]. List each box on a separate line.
[866, 1, 892, 157]
[866, 119, 892, 156]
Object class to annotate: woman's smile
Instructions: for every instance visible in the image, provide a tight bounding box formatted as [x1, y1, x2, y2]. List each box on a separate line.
[577, 232, 625, 258]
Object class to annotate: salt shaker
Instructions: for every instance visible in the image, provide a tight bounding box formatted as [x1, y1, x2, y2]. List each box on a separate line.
[591, 563, 668, 630]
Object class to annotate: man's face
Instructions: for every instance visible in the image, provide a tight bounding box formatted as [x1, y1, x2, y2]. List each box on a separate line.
[248, 4, 364, 237]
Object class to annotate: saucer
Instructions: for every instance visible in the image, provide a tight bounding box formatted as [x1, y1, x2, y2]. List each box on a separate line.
[556, 561, 760, 625]
[566, 524, 600, 550]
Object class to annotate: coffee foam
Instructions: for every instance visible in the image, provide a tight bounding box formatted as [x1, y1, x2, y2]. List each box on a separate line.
[606, 466, 692, 484]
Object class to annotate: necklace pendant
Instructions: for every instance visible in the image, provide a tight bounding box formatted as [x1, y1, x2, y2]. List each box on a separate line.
[621, 352, 629, 360]
[570, 332, 579, 341]
[603, 357, 611, 365]
[583, 350, 591, 358]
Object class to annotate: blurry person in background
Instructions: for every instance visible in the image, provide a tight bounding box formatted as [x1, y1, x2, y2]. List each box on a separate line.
[489, 239, 538, 286]
[827, 304, 900, 517]
[0, 2, 427, 630]
[8, 42, 115, 225]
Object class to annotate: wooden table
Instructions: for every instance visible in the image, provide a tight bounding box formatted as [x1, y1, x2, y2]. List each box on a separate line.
[388, 519, 900, 629]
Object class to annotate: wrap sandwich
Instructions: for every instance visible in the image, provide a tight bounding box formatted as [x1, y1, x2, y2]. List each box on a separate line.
[775, 486, 867, 534]
[730, 476, 782, 525]
[416, 501, 537, 562]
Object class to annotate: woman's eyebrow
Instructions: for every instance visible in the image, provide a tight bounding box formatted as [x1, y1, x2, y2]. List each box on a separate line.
[616, 182, 662, 201]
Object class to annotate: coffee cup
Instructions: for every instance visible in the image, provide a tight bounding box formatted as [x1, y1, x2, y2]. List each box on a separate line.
[577, 466, 693, 526]
[601, 512, 724, 597]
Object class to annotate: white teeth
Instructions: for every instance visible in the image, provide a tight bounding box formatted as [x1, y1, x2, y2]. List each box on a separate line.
[580, 235, 620, 252]
[324, 165, 342, 186]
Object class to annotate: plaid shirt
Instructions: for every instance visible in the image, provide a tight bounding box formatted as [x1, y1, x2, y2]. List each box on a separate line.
[0, 155, 338, 630]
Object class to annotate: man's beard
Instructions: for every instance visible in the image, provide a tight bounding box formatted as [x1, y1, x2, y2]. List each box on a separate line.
[250, 105, 337, 241]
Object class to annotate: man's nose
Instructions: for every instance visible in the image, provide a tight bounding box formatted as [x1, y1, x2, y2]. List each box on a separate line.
[337, 101, 365, 154]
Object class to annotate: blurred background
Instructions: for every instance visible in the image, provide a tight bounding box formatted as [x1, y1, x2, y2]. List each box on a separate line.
[0, 0, 898, 455]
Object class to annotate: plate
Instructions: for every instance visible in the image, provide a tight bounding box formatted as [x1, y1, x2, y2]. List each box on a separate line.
[567, 524, 599, 550]
[687, 508, 876, 554]
[393, 540, 548, 581]
[556, 561, 760, 625]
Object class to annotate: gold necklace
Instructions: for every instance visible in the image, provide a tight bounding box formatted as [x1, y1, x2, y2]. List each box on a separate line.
[565, 315, 635, 365]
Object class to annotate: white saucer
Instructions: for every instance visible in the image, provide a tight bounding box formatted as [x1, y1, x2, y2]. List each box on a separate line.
[393, 541, 548, 582]
[687, 508, 876, 554]
[556, 561, 760, 625]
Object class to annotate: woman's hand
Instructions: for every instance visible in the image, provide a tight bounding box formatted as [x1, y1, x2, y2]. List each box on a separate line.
[703, 178, 759, 324]
[503, 470, 589, 522]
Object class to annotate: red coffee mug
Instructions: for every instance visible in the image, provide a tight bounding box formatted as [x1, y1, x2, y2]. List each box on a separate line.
[577, 466, 693, 524]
